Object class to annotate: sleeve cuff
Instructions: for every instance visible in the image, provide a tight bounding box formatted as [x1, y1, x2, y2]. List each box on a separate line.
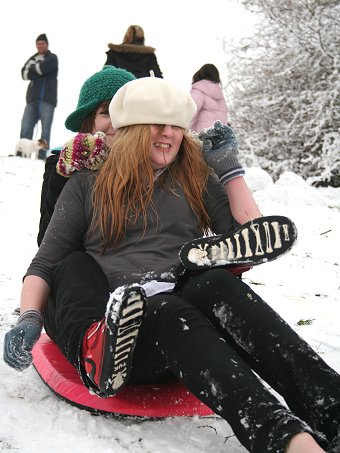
[219, 168, 246, 185]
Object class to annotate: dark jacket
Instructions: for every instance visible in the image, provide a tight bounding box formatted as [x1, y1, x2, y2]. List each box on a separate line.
[21, 50, 58, 106]
[29, 170, 234, 290]
[105, 43, 163, 79]
[38, 149, 66, 245]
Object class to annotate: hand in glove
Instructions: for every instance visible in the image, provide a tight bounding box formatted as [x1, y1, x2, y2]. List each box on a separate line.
[3, 310, 43, 371]
[198, 121, 245, 185]
[57, 131, 110, 177]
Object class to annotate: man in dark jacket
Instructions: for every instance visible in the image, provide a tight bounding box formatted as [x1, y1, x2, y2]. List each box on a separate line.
[20, 33, 58, 148]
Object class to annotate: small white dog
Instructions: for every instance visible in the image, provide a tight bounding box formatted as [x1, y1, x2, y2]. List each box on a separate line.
[15, 138, 49, 159]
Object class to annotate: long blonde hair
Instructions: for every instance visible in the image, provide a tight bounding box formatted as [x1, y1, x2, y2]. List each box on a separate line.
[91, 125, 212, 249]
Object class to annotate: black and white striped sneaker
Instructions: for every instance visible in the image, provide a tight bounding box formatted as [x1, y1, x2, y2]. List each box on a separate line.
[179, 215, 298, 271]
[104, 284, 146, 395]
[83, 284, 146, 397]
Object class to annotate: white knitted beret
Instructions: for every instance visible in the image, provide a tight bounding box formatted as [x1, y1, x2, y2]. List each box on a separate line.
[109, 77, 197, 129]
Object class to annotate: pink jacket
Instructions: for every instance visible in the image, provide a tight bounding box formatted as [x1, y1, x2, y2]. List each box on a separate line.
[189, 80, 228, 133]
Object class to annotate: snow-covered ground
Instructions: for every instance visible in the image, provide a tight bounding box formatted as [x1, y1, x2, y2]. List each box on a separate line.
[0, 156, 339, 452]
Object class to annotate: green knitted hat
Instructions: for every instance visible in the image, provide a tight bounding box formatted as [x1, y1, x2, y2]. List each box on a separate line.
[65, 66, 136, 132]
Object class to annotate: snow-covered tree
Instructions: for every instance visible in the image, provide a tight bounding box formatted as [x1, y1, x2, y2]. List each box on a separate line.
[224, 0, 340, 185]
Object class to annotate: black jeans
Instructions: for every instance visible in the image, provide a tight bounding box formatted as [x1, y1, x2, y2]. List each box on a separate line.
[44, 251, 339, 452]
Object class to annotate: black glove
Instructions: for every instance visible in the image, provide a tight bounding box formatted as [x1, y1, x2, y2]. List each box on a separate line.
[3, 310, 43, 371]
[198, 121, 245, 185]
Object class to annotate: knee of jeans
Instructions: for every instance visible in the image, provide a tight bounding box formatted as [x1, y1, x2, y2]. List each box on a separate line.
[192, 268, 239, 290]
[208, 267, 237, 281]
[147, 295, 187, 321]
[147, 295, 202, 335]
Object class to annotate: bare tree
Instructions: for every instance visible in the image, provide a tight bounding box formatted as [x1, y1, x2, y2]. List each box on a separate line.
[224, 0, 340, 185]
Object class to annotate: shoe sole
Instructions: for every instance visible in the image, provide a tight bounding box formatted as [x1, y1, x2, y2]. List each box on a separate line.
[179, 215, 297, 271]
[100, 285, 146, 396]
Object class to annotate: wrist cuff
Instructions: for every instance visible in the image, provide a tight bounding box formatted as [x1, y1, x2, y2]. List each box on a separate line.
[18, 309, 44, 326]
[220, 168, 246, 185]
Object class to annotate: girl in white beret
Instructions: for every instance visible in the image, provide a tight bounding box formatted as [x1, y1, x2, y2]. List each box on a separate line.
[4, 77, 339, 453]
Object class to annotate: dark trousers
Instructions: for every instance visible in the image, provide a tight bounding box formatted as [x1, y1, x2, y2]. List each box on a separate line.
[44, 251, 339, 452]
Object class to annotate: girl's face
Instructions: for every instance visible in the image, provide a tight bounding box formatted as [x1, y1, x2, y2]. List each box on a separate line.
[149, 125, 184, 171]
[93, 105, 116, 147]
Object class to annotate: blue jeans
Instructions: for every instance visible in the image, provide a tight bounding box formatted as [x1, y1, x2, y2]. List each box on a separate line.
[20, 101, 55, 146]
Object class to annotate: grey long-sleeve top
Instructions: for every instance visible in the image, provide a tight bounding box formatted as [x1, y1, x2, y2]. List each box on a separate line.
[26, 169, 235, 291]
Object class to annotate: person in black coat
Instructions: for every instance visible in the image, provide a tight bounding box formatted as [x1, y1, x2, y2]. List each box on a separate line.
[104, 25, 163, 78]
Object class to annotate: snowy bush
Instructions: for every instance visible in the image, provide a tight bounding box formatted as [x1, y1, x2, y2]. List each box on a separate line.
[224, 0, 340, 186]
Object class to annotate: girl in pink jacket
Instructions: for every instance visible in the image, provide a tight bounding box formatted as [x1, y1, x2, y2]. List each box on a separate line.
[189, 64, 228, 133]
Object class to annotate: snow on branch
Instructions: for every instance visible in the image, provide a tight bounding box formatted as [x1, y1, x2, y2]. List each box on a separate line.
[223, 0, 340, 186]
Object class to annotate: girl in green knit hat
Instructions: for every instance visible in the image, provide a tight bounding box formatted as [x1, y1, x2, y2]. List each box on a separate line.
[37, 66, 136, 245]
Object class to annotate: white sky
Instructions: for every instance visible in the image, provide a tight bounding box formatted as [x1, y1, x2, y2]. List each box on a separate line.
[0, 158, 339, 451]
[1, 0, 257, 154]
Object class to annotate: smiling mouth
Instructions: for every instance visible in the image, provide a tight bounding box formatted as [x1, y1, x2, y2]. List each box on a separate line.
[154, 142, 171, 150]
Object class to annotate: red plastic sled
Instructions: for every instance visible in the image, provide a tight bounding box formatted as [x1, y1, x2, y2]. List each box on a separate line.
[32, 333, 214, 418]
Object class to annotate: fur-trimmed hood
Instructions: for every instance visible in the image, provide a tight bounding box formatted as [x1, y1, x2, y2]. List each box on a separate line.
[104, 43, 163, 78]
[107, 43, 156, 54]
